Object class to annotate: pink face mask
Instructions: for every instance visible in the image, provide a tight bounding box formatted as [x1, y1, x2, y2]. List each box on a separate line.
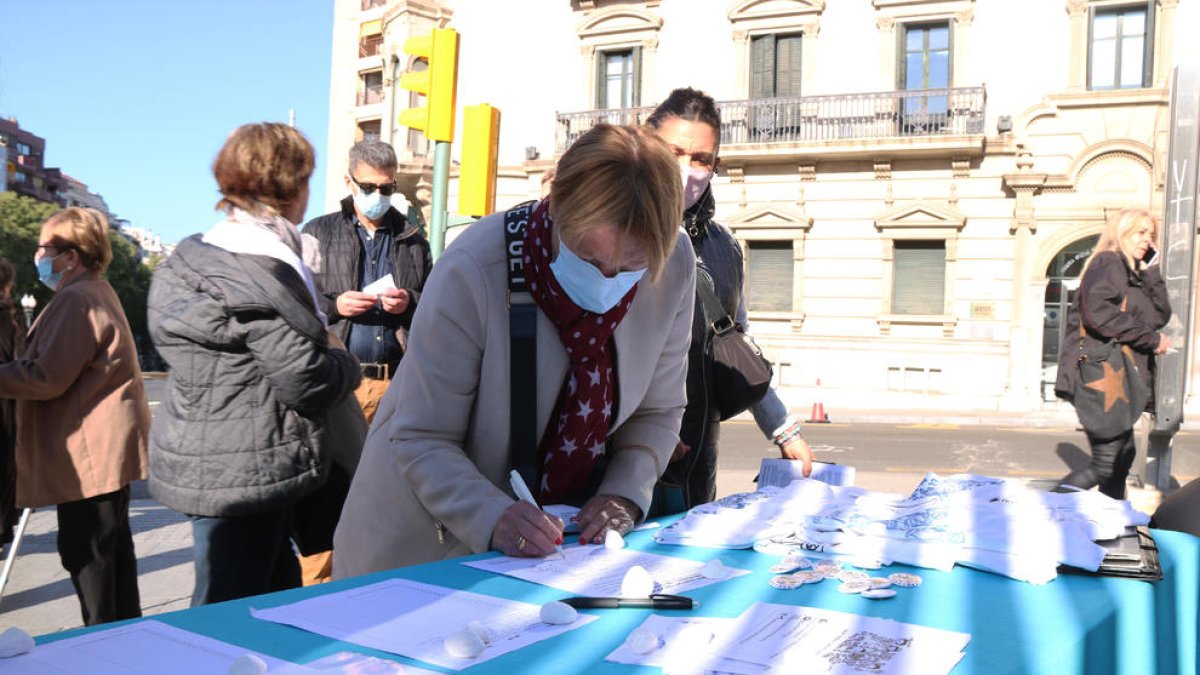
[680, 165, 713, 210]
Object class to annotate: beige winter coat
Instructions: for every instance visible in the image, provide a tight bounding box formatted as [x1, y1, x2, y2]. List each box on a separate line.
[0, 273, 150, 508]
[334, 210, 695, 577]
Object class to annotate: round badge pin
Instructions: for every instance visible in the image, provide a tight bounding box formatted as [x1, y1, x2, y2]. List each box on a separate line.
[770, 561, 803, 574]
[868, 577, 893, 589]
[862, 588, 898, 599]
[792, 570, 825, 584]
[769, 574, 805, 590]
[852, 559, 883, 570]
[888, 573, 923, 588]
[782, 555, 813, 569]
[837, 580, 871, 594]
[836, 570, 869, 583]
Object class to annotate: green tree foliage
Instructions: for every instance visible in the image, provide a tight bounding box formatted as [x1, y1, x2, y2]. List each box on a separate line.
[0, 192, 158, 367]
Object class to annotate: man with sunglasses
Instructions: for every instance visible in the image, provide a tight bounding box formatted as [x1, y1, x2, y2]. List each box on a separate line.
[299, 140, 433, 583]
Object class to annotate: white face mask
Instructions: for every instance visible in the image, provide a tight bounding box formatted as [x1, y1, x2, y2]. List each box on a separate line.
[681, 165, 713, 210]
[549, 237, 645, 314]
[353, 188, 391, 221]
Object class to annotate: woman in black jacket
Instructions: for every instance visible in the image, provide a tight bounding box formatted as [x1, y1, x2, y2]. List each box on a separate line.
[148, 123, 360, 605]
[1055, 208, 1170, 499]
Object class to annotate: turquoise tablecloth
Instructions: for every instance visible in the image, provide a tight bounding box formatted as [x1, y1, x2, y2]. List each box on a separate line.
[39, 527, 1200, 674]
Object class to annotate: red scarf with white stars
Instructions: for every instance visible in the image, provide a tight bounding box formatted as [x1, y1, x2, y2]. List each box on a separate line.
[522, 200, 637, 503]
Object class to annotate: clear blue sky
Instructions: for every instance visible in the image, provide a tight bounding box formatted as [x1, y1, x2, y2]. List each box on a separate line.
[0, 1, 333, 244]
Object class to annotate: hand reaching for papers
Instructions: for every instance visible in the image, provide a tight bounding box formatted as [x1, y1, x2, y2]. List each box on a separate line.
[779, 435, 814, 478]
[491, 500, 565, 557]
[378, 287, 410, 315]
[576, 494, 640, 545]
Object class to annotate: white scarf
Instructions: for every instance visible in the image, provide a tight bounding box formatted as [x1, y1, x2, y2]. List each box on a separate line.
[202, 208, 328, 327]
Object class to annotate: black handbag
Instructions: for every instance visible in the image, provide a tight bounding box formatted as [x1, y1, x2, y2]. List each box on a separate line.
[696, 265, 772, 421]
[1070, 288, 1149, 439]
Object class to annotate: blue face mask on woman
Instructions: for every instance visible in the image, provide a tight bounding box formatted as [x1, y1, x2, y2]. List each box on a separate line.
[549, 237, 645, 314]
[36, 255, 64, 291]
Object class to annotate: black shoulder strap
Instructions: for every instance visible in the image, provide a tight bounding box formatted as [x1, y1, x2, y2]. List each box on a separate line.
[695, 262, 736, 336]
[504, 201, 540, 487]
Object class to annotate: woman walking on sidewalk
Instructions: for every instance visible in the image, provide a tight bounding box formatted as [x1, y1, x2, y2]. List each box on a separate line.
[1054, 208, 1171, 499]
[0, 207, 151, 625]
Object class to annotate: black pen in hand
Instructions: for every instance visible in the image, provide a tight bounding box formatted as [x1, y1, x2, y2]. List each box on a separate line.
[562, 593, 698, 610]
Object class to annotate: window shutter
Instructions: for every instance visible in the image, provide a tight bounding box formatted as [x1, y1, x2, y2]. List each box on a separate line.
[747, 241, 794, 312]
[775, 34, 803, 97]
[596, 50, 607, 108]
[892, 241, 946, 315]
[750, 35, 775, 98]
[632, 46, 642, 107]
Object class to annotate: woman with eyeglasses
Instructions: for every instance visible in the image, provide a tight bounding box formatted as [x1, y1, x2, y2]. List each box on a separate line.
[148, 123, 360, 605]
[334, 124, 695, 576]
[0, 207, 151, 626]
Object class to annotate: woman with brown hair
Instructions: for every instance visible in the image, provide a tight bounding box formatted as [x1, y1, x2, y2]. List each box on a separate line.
[148, 122, 360, 605]
[0, 208, 150, 625]
[1054, 208, 1171, 499]
[335, 124, 695, 576]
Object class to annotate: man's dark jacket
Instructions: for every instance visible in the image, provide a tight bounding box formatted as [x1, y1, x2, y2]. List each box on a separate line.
[302, 197, 433, 349]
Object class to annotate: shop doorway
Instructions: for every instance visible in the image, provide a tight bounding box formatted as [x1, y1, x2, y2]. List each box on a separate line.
[1041, 235, 1100, 400]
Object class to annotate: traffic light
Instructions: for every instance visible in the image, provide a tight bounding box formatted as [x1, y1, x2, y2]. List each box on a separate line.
[398, 28, 459, 142]
[459, 104, 501, 217]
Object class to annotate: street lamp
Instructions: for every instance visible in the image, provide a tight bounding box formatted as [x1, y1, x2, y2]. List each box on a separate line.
[19, 294, 35, 327]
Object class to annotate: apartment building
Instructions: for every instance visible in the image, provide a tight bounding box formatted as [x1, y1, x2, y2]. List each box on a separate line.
[0, 117, 65, 205]
[325, 0, 1199, 417]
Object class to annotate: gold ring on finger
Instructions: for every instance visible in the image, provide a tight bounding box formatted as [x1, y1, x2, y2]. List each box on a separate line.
[516, 535, 527, 551]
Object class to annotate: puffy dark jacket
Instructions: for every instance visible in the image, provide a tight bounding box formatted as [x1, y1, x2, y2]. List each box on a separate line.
[1055, 251, 1171, 408]
[147, 236, 361, 517]
[301, 197, 433, 347]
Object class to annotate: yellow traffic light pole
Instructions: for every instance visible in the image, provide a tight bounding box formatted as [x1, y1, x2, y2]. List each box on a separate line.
[398, 28, 459, 259]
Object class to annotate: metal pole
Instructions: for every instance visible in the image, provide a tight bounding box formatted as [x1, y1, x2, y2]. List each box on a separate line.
[0, 507, 33, 602]
[430, 140, 451, 260]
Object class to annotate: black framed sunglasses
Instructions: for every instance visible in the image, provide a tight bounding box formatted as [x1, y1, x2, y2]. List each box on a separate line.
[350, 175, 398, 196]
[36, 244, 71, 256]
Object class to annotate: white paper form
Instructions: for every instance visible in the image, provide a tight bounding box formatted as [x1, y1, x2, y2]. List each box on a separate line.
[757, 459, 856, 489]
[605, 615, 769, 674]
[712, 603, 969, 675]
[462, 545, 750, 596]
[0, 620, 303, 675]
[362, 274, 397, 295]
[250, 578, 596, 671]
[302, 650, 443, 673]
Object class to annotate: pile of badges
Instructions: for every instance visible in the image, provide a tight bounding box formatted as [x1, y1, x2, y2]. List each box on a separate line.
[766, 553, 923, 600]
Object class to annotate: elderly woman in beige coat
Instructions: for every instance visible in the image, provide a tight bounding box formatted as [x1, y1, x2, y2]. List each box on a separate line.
[0, 207, 150, 625]
[335, 124, 694, 576]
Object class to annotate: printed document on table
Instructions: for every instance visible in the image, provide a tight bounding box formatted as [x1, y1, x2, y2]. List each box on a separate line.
[757, 459, 856, 489]
[0, 620, 306, 675]
[463, 545, 750, 595]
[362, 274, 396, 295]
[711, 602, 969, 675]
[606, 615, 769, 673]
[250, 578, 596, 671]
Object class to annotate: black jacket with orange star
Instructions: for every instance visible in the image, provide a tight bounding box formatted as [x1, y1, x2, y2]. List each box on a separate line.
[1055, 251, 1171, 409]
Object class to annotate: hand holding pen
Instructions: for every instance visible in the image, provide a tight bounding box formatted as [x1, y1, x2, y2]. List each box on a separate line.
[489, 470, 565, 558]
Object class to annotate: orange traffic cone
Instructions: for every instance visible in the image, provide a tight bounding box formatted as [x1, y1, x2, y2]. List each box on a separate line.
[808, 378, 830, 423]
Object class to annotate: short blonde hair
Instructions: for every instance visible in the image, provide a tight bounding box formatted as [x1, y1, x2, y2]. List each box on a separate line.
[1084, 207, 1158, 273]
[550, 124, 682, 281]
[213, 122, 314, 217]
[43, 207, 113, 273]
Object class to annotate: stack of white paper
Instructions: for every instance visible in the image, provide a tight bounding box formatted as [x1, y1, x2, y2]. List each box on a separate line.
[656, 471, 1148, 584]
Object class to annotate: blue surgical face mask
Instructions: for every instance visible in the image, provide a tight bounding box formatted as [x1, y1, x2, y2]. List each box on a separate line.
[353, 188, 391, 221]
[550, 236, 645, 314]
[36, 255, 64, 291]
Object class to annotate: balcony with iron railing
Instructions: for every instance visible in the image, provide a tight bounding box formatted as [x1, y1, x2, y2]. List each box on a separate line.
[356, 85, 384, 106]
[359, 34, 383, 58]
[556, 87, 986, 156]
